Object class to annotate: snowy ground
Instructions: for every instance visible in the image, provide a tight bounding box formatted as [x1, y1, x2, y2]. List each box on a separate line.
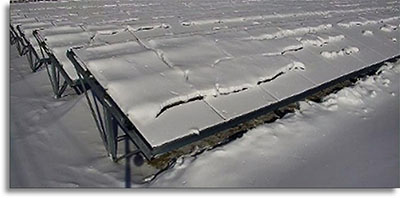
[9, 43, 399, 187]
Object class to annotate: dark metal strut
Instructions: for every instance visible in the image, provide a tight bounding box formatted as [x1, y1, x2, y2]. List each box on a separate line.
[32, 30, 83, 98]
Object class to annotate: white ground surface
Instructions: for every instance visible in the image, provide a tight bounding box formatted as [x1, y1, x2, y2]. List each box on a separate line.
[10, 44, 399, 187]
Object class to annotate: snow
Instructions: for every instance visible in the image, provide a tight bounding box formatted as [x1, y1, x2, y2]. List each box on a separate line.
[58, 0, 400, 149]
[149, 61, 400, 187]
[10, 45, 399, 187]
[10, 47, 125, 187]
[72, 16, 399, 148]
[320, 46, 360, 59]
[205, 87, 276, 119]
[9, 0, 400, 187]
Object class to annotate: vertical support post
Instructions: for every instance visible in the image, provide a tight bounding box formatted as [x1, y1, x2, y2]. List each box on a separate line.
[25, 45, 43, 72]
[26, 46, 34, 70]
[125, 137, 131, 188]
[16, 38, 23, 55]
[104, 106, 118, 161]
[10, 31, 17, 45]
[50, 59, 59, 97]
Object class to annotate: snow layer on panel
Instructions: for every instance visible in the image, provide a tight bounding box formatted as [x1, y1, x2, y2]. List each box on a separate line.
[74, 39, 204, 127]
[51, 46, 79, 80]
[259, 71, 315, 101]
[184, 54, 303, 93]
[300, 35, 367, 74]
[83, 24, 123, 32]
[207, 29, 304, 57]
[43, 32, 92, 49]
[205, 87, 277, 119]
[147, 35, 228, 68]
[40, 28, 137, 81]
[73, 30, 314, 148]
[39, 26, 85, 37]
[19, 22, 55, 39]
[317, 43, 365, 74]
[327, 35, 388, 68]
[11, 17, 37, 26]
[336, 22, 399, 59]
[294, 27, 387, 74]
[134, 100, 224, 147]
[286, 49, 344, 85]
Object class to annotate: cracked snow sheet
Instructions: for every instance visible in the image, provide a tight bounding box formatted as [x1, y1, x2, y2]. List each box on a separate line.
[11, 0, 400, 152]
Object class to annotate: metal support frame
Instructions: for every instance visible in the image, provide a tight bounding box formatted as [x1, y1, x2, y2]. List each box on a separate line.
[32, 30, 83, 98]
[67, 49, 153, 161]
[67, 46, 400, 162]
[12, 25, 47, 72]
[10, 28, 19, 45]
[10, 25, 26, 56]
[104, 106, 119, 159]
[10, 24, 79, 97]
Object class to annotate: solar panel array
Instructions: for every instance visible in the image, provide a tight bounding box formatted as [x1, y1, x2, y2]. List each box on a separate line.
[11, 0, 400, 153]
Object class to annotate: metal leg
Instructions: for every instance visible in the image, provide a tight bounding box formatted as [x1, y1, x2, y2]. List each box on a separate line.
[10, 31, 18, 45]
[26, 45, 45, 72]
[43, 57, 70, 98]
[125, 138, 131, 188]
[33, 30, 77, 97]
[10, 26, 25, 56]
[67, 51, 161, 164]
[76, 70, 137, 162]
[26, 46, 37, 71]
[21, 45, 29, 56]
[15, 39, 23, 56]
[26, 47, 34, 69]
[50, 61, 60, 96]
[104, 106, 118, 161]
[75, 70, 116, 158]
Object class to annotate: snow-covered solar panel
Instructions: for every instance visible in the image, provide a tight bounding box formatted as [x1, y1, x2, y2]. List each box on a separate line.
[11, 0, 400, 157]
